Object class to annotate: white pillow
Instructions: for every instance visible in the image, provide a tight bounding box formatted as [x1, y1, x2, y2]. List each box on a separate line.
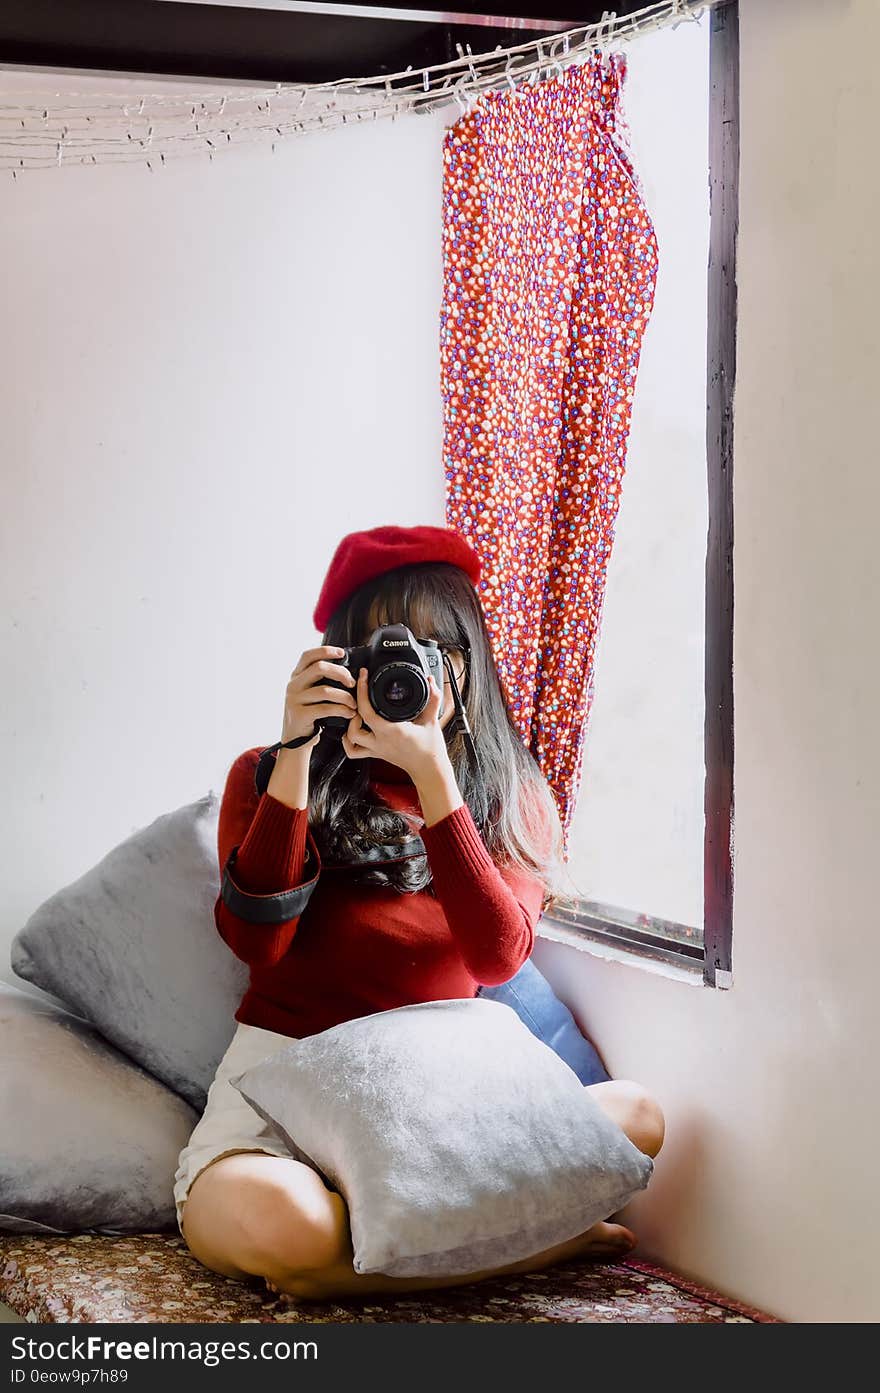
[230, 997, 653, 1278]
[0, 982, 198, 1234]
[10, 794, 247, 1110]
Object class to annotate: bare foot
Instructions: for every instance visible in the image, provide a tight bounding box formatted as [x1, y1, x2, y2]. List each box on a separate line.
[568, 1220, 637, 1261]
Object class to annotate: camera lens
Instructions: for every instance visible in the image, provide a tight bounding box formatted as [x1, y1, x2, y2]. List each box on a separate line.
[385, 677, 413, 706]
[373, 663, 427, 721]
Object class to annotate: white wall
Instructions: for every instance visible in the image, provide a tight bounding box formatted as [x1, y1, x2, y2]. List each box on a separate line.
[535, 0, 880, 1323]
[3, 0, 878, 1324]
[1, 75, 452, 962]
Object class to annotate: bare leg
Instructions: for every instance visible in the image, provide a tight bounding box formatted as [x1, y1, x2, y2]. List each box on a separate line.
[586, 1079, 666, 1159]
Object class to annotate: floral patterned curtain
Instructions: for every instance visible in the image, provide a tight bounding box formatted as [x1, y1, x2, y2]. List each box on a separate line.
[440, 52, 659, 846]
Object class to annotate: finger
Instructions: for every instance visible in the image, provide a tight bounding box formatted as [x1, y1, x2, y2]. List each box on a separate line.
[291, 646, 347, 678]
[341, 730, 359, 758]
[300, 684, 358, 711]
[356, 667, 382, 724]
[341, 729, 365, 759]
[416, 673, 443, 724]
[291, 661, 356, 692]
[349, 708, 378, 752]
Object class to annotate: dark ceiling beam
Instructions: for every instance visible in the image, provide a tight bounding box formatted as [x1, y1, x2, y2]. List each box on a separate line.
[0, 1, 648, 85]
[259, 1, 656, 24]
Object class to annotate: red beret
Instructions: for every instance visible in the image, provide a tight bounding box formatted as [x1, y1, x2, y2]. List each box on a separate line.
[313, 524, 482, 633]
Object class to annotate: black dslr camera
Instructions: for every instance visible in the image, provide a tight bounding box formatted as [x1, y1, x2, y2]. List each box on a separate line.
[315, 623, 446, 733]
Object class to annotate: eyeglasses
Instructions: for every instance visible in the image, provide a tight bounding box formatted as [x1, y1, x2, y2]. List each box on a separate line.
[437, 647, 469, 694]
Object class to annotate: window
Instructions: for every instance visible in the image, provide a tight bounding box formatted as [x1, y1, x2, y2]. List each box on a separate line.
[541, 1, 737, 989]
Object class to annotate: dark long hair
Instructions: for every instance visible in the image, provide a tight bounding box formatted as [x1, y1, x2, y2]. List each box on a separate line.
[306, 560, 567, 906]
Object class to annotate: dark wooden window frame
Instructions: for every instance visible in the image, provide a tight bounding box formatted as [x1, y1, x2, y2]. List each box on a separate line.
[542, 0, 738, 990]
[1, 0, 737, 987]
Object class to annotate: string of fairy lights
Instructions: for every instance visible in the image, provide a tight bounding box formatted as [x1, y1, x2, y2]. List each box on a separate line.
[0, 1, 714, 175]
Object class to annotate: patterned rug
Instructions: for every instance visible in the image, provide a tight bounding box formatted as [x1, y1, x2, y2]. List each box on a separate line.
[0, 1233, 780, 1323]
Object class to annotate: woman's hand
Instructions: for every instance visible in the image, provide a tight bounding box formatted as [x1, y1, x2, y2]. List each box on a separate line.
[281, 645, 359, 751]
[342, 668, 450, 780]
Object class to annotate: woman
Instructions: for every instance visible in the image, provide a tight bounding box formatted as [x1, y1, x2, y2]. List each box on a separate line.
[175, 524, 665, 1302]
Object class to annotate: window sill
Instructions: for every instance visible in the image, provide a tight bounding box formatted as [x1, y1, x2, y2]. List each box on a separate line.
[536, 915, 710, 987]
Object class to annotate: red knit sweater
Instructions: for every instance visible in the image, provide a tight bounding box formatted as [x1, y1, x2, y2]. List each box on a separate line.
[215, 747, 548, 1040]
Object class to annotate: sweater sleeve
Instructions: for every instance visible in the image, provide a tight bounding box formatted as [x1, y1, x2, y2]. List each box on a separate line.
[419, 795, 549, 987]
[214, 747, 322, 970]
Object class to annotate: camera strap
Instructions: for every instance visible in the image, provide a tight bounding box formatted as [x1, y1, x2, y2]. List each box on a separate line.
[440, 649, 489, 827]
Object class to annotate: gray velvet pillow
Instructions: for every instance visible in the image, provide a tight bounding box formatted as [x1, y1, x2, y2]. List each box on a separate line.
[230, 997, 653, 1279]
[0, 982, 198, 1234]
[9, 793, 247, 1111]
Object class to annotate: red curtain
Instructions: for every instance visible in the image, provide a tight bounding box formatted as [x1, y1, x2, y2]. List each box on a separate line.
[440, 53, 659, 846]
